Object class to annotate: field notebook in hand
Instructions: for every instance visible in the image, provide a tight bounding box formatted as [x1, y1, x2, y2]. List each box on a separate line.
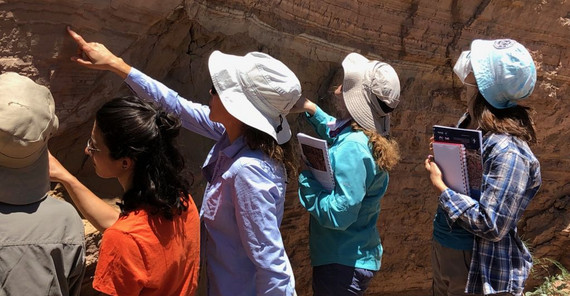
[297, 133, 335, 191]
[433, 142, 469, 195]
[433, 125, 483, 197]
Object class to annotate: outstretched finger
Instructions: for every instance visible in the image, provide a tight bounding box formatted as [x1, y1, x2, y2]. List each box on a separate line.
[67, 26, 88, 47]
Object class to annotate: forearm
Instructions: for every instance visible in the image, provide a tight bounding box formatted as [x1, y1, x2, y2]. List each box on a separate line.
[303, 100, 317, 116]
[441, 150, 537, 241]
[108, 57, 131, 80]
[125, 67, 225, 140]
[439, 189, 514, 241]
[255, 265, 294, 296]
[306, 105, 337, 140]
[59, 175, 119, 232]
[298, 173, 363, 230]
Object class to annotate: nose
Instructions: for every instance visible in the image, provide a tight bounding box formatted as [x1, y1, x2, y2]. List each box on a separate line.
[334, 84, 343, 100]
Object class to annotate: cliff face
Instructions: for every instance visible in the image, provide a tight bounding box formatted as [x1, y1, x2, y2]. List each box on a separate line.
[1, 0, 569, 295]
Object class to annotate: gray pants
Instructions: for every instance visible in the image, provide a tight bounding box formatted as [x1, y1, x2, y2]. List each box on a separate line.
[432, 240, 477, 296]
[432, 240, 515, 296]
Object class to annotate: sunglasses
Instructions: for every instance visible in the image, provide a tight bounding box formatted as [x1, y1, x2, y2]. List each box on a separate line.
[86, 138, 101, 154]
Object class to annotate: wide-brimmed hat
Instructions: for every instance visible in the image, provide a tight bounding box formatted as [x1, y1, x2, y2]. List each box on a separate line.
[470, 39, 536, 109]
[341, 53, 401, 136]
[0, 72, 58, 205]
[208, 51, 301, 144]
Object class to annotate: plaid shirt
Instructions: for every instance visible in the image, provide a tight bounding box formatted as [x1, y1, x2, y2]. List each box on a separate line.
[439, 133, 541, 295]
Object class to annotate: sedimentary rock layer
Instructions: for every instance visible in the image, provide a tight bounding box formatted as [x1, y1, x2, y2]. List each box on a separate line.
[1, 0, 568, 294]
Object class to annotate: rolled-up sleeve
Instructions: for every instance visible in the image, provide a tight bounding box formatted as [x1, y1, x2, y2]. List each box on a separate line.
[440, 151, 535, 242]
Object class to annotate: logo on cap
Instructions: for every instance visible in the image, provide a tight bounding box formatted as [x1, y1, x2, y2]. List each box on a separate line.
[493, 39, 515, 49]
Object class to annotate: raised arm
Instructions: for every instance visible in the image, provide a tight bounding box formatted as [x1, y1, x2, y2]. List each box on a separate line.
[67, 27, 131, 79]
[67, 27, 226, 140]
[289, 97, 317, 115]
[49, 151, 119, 232]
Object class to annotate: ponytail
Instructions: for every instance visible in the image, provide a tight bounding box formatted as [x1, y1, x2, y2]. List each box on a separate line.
[96, 96, 192, 219]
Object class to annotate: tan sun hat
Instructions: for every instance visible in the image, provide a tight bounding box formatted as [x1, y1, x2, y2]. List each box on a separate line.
[0, 72, 58, 205]
[208, 50, 301, 144]
[341, 53, 401, 136]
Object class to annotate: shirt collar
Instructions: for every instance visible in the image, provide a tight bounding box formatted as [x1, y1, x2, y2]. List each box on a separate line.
[202, 133, 248, 182]
[221, 135, 247, 159]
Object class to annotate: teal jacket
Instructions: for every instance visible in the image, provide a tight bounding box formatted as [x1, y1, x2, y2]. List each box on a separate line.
[298, 106, 388, 271]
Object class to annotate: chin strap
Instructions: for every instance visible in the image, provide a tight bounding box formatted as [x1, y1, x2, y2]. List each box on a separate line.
[275, 114, 283, 133]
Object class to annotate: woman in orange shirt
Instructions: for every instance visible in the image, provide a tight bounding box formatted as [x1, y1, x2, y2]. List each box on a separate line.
[49, 96, 200, 296]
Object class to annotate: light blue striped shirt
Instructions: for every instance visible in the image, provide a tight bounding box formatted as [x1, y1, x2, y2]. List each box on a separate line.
[125, 68, 295, 296]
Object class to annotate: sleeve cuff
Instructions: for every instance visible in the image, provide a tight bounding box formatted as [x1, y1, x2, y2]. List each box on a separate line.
[308, 106, 328, 122]
[124, 67, 146, 94]
[124, 67, 139, 83]
[439, 188, 477, 222]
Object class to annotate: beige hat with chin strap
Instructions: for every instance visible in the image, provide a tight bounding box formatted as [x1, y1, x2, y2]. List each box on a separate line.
[0, 72, 58, 205]
[341, 52, 401, 136]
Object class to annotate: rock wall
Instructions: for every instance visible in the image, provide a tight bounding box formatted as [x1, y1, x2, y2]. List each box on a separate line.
[1, 0, 569, 295]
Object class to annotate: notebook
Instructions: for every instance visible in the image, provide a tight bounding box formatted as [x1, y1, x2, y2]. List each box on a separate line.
[432, 142, 470, 195]
[433, 125, 483, 197]
[297, 133, 335, 191]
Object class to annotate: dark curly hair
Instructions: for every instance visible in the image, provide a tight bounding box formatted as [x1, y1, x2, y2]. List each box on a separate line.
[96, 96, 192, 220]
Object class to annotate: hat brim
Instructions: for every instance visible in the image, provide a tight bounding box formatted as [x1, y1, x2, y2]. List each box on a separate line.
[208, 51, 291, 144]
[0, 148, 50, 205]
[341, 53, 390, 135]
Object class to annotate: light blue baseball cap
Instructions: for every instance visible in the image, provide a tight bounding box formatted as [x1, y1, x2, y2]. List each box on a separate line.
[470, 39, 536, 109]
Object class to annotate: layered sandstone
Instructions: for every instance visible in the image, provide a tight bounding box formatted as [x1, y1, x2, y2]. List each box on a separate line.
[1, 0, 569, 295]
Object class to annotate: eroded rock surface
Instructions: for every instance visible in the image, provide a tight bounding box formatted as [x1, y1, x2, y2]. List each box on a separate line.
[2, 1, 569, 295]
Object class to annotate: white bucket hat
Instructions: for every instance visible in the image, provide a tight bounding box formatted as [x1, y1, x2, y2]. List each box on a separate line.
[0, 72, 59, 205]
[470, 39, 536, 109]
[208, 51, 302, 144]
[341, 53, 401, 136]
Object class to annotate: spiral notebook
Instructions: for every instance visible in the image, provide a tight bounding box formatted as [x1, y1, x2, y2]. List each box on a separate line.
[432, 142, 470, 195]
[433, 125, 483, 198]
[297, 133, 335, 191]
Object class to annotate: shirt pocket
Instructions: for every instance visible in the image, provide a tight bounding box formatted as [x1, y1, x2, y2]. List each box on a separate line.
[201, 181, 223, 221]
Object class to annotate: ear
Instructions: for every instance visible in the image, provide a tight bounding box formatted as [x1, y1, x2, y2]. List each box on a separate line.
[121, 157, 134, 170]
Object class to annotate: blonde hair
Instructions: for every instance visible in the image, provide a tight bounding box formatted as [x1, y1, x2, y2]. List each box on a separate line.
[351, 122, 400, 171]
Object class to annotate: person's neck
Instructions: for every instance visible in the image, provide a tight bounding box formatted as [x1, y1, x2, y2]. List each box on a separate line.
[224, 120, 246, 143]
[118, 173, 133, 192]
